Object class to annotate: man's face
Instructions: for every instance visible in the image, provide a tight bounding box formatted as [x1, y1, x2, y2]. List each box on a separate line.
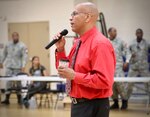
[12, 33, 19, 43]
[70, 5, 88, 34]
[136, 30, 143, 39]
[109, 28, 117, 39]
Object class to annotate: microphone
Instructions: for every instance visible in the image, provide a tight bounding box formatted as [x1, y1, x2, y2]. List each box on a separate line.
[45, 29, 68, 49]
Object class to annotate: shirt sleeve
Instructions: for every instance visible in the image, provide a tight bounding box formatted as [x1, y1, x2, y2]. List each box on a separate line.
[0, 45, 8, 64]
[55, 40, 78, 68]
[40, 65, 46, 76]
[74, 43, 116, 90]
[41, 65, 46, 73]
[121, 41, 131, 63]
[21, 44, 28, 68]
[55, 49, 68, 69]
[41, 65, 46, 71]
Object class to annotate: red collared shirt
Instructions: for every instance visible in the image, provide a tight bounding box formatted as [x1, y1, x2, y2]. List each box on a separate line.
[56, 27, 116, 99]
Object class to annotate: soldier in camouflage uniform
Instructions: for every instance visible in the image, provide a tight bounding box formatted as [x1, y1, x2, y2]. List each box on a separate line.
[0, 32, 28, 105]
[127, 28, 150, 99]
[108, 27, 131, 110]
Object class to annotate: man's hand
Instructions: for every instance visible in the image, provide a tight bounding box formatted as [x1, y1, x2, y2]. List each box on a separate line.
[131, 53, 136, 58]
[54, 34, 66, 52]
[58, 66, 75, 80]
[123, 63, 129, 71]
[0, 63, 3, 69]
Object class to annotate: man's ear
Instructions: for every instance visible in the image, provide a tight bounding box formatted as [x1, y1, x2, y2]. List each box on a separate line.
[85, 14, 92, 23]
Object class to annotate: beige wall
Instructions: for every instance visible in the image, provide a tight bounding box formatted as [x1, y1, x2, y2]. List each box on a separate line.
[97, 0, 150, 42]
[0, 0, 74, 75]
[0, 0, 150, 75]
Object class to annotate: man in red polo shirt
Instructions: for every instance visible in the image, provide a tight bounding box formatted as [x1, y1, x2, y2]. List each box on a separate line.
[55, 2, 116, 117]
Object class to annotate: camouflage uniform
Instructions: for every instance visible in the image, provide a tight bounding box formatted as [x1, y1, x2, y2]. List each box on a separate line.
[0, 41, 28, 94]
[110, 38, 131, 100]
[127, 39, 150, 97]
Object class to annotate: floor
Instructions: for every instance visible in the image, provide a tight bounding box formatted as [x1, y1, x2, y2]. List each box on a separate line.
[0, 95, 149, 117]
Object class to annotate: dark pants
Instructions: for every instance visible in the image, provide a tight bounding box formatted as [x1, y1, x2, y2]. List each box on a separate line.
[24, 82, 46, 100]
[71, 98, 109, 117]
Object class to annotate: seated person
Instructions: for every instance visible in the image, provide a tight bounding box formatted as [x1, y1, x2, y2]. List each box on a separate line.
[23, 56, 48, 108]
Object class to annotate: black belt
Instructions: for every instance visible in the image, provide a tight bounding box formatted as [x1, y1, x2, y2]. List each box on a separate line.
[71, 98, 89, 104]
[71, 97, 108, 104]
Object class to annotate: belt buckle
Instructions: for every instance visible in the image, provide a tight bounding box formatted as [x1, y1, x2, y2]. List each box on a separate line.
[72, 98, 77, 104]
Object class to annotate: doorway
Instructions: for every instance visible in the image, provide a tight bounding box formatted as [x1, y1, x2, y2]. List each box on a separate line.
[8, 21, 50, 74]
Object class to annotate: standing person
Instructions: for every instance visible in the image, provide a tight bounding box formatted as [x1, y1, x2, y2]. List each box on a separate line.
[55, 2, 116, 117]
[0, 32, 28, 105]
[128, 29, 150, 97]
[23, 56, 48, 108]
[108, 27, 131, 110]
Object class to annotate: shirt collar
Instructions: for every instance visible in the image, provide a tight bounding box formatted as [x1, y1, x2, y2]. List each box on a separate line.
[136, 39, 144, 45]
[109, 37, 117, 42]
[10, 40, 19, 45]
[80, 26, 97, 43]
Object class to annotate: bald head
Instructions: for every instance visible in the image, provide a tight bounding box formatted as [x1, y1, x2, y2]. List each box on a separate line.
[70, 2, 99, 35]
[108, 27, 117, 40]
[12, 32, 19, 36]
[75, 2, 99, 23]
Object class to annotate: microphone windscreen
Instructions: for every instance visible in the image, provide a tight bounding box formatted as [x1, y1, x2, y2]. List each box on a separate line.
[60, 29, 68, 36]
